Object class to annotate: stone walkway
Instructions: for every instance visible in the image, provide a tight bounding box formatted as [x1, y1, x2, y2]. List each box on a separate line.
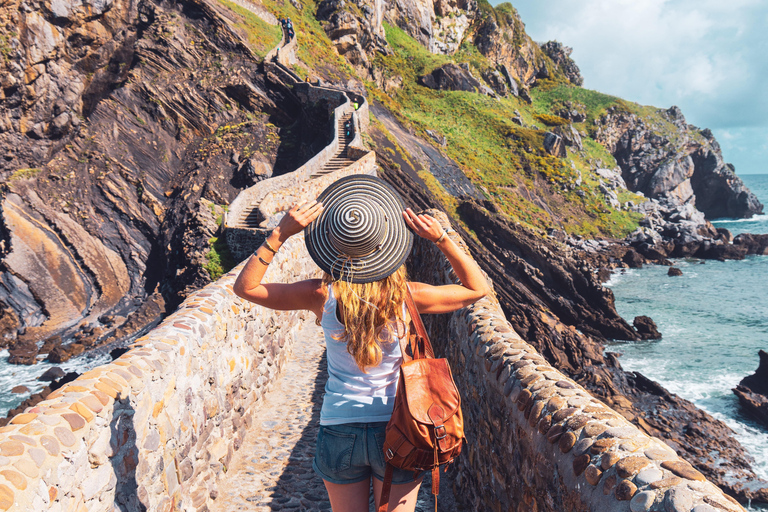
[211, 322, 464, 512]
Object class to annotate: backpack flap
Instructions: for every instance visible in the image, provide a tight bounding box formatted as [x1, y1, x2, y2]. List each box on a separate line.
[400, 358, 460, 425]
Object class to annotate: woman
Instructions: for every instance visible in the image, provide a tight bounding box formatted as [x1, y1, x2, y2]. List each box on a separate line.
[233, 176, 489, 512]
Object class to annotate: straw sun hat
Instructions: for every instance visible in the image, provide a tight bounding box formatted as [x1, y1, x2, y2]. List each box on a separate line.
[304, 174, 413, 283]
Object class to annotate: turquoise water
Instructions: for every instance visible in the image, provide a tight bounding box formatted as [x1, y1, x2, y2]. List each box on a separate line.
[607, 174, 768, 505]
[0, 349, 112, 416]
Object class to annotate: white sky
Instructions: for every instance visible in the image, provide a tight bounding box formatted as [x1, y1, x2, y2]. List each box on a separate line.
[500, 0, 768, 175]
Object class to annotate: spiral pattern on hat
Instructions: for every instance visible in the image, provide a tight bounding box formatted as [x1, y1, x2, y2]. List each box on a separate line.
[327, 199, 386, 258]
[305, 175, 413, 283]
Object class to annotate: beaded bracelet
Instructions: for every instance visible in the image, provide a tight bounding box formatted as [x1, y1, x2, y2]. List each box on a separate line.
[257, 256, 271, 266]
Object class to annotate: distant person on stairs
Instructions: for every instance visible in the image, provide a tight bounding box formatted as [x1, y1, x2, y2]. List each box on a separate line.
[233, 175, 489, 512]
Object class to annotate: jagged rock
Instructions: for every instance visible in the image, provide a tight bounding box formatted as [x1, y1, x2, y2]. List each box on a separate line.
[714, 227, 733, 243]
[431, 11, 473, 54]
[39, 335, 62, 354]
[418, 63, 483, 93]
[235, 156, 273, 187]
[0, 302, 19, 348]
[595, 167, 627, 190]
[539, 41, 583, 86]
[667, 267, 682, 277]
[733, 350, 768, 428]
[39, 366, 66, 381]
[733, 233, 768, 255]
[696, 240, 747, 261]
[543, 132, 566, 158]
[473, 7, 552, 90]
[47, 342, 84, 363]
[7, 338, 39, 365]
[622, 248, 644, 268]
[481, 68, 508, 96]
[552, 123, 583, 151]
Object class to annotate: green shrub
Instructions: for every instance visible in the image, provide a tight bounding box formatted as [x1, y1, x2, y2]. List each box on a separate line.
[205, 237, 236, 281]
[534, 113, 570, 126]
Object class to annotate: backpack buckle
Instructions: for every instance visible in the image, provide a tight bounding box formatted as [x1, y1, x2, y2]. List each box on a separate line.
[386, 448, 394, 460]
[434, 425, 446, 440]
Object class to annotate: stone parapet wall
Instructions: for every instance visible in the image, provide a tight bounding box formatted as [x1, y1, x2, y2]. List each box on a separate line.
[0, 236, 319, 512]
[409, 211, 745, 512]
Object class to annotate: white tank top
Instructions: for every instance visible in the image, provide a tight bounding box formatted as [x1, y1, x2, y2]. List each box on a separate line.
[319, 284, 405, 425]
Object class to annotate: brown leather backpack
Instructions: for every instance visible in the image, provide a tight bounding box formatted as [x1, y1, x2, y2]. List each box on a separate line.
[377, 286, 465, 512]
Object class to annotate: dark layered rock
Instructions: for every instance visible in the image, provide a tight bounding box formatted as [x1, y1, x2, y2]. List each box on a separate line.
[543, 132, 566, 157]
[539, 41, 583, 86]
[633, 315, 661, 339]
[733, 233, 768, 255]
[0, 0, 320, 347]
[595, 106, 763, 220]
[668, 267, 683, 276]
[733, 350, 768, 429]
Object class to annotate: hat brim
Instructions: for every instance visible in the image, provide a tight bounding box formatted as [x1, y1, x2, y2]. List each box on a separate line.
[304, 175, 413, 283]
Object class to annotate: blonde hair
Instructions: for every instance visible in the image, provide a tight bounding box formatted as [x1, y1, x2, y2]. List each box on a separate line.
[324, 265, 408, 372]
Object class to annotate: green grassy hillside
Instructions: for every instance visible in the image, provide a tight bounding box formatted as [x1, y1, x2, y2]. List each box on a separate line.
[370, 23, 643, 237]
[221, 0, 648, 238]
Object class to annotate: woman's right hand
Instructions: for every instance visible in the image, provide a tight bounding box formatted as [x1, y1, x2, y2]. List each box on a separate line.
[403, 208, 444, 243]
[274, 200, 324, 242]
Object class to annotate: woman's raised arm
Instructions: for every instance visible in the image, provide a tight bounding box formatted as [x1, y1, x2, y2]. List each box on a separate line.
[233, 201, 326, 316]
[402, 209, 491, 314]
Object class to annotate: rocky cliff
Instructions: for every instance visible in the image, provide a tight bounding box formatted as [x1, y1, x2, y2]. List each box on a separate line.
[595, 106, 763, 219]
[0, 0, 325, 352]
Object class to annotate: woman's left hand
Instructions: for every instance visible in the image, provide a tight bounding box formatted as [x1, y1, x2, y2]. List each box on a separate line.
[275, 200, 324, 242]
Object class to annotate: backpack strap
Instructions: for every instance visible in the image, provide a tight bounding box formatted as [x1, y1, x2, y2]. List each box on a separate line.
[377, 464, 394, 512]
[404, 284, 435, 359]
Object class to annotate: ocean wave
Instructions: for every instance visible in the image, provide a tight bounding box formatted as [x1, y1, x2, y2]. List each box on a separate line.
[0, 350, 111, 417]
[712, 214, 768, 224]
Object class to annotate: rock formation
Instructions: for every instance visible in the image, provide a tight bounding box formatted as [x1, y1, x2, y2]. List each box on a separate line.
[595, 106, 763, 219]
[539, 41, 583, 86]
[418, 63, 484, 93]
[472, 5, 551, 91]
[733, 350, 768, 429]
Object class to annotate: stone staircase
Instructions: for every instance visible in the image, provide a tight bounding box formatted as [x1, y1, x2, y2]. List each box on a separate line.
[230, 113, 359, 230]
[224, 26, 376, 261]
[309, 113, 356, 179]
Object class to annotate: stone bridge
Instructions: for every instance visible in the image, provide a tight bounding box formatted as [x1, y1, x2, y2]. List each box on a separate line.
[0, 15, 747, 512]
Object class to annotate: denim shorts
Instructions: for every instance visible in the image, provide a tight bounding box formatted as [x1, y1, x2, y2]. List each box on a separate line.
[312, 422, 423, 485]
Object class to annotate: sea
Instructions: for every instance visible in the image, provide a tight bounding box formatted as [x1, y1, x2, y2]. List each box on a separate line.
[606, 174, 768, 509]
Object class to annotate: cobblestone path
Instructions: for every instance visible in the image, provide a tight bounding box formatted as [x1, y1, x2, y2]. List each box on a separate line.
[212, 322, 463, 512]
